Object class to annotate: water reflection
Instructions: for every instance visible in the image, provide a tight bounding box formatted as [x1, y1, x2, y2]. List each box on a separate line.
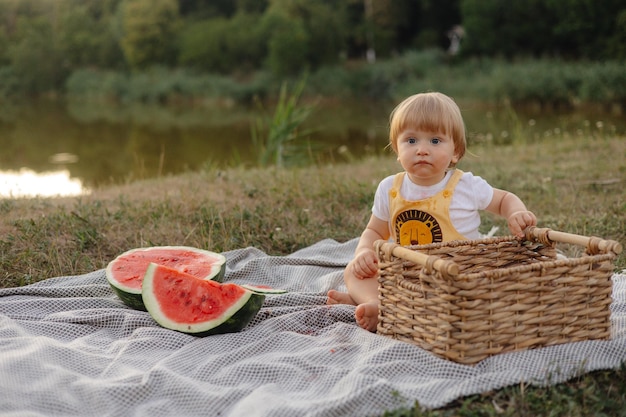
[0, 168, 89, 198]
[0, 99, 623, 196]
[0, 99, 390, 190]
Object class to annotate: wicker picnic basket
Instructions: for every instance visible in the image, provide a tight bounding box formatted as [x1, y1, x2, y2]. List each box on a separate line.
[375, 227, 622, 365]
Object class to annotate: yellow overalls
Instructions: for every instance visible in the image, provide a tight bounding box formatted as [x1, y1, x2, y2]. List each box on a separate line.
[389, 169, 467, 245]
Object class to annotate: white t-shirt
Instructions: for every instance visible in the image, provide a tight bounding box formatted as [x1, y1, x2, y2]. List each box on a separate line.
[372, 170, 494, 239]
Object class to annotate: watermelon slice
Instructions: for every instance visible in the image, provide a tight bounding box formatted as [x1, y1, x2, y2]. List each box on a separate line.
[142, 263, 265, 336]
[106, 246, 226, 311]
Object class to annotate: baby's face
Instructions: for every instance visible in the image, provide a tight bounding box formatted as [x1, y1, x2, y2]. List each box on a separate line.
[395, 128, 458, 186]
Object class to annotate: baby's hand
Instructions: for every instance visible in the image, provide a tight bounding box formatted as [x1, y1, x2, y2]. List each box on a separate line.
[351, 250, 379, 279]
[508, 210, 537, 238]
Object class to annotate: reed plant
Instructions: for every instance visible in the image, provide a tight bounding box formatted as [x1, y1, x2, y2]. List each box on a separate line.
[250, 78, 315, 167]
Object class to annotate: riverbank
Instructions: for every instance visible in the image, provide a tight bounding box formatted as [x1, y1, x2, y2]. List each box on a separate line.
[0, 133, 625, 416]
[1, 133, 623, 288]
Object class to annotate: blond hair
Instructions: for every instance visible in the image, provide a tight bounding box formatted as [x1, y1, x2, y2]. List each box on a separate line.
[388, 92, 466, 161]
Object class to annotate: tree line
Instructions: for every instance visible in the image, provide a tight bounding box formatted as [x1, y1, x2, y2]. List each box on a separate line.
[0, 0, 624, 97]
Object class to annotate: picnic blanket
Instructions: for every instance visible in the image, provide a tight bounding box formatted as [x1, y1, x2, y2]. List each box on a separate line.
[1, 238, 625, 416]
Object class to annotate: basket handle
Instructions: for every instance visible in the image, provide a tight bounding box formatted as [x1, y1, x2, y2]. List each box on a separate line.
[526, 226, 623, 255]
[375, 240, 460, 278]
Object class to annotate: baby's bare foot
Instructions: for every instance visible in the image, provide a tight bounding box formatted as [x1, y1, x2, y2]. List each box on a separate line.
[355, 302, 379, 332]
[327, 290, 356, 306]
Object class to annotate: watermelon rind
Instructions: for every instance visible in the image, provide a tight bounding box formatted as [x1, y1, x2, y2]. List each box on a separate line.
[241, 284, 288, 294]
[106, 246, 227, 311]
[109, 285, 146, 311]
[194, 292, 265, 336]
[142, 263, 265, 336]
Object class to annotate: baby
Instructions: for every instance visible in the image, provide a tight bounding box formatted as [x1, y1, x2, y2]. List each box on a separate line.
[327, 92, 537, 331]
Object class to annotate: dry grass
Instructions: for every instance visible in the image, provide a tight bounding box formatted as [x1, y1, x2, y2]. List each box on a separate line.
[1, 134, 624, 288]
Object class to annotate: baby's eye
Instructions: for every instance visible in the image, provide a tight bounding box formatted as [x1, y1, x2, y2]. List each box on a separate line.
[407, 137, 416, 144]
[430, 137, 441, 145]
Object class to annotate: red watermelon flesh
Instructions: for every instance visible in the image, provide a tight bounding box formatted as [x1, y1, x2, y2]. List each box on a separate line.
[106, 246, 226, 311]
[109, 247, 224, 290]
[142, 263, 265, 336]
[154, 270, 245, 323]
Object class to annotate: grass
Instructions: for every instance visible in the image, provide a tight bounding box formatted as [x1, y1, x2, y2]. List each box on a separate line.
[385, 363, 626, 417]
[0, 133, 625, 415]
[250, 77, 315, 167]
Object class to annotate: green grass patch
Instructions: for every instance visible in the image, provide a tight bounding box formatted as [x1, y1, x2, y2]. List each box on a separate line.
[385, 364, 626, 417]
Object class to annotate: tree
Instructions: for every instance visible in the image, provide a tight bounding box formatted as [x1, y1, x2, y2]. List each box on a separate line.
[460, 0, 626, 59]
[178, 0, 237, 19]
[608, 9, 626, 60]
[412, 0, 461, 50]
[460, 0, 557, 58]
[119, 0, 180, 70]
[0, 29, 9, 66]
[546, 0, 626, 59]
[57, 3, 124, 70]
[261, 0, 348, 75]
[178, 13, 267, 73]
[9, 15, 67, 94]
[262, 11, 310, 76]
[236, 0, 269, 14]
[343, 0, 461, 60]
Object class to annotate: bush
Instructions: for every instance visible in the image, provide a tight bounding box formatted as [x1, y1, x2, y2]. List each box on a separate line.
[66, 69, 130, 102]
[62, 54, 626, 108]
[489, 61, 581, 106]
[64, 67, 276, 105]
[339, 51, 439, 101]
[395, 49, 447, 78]
[487, 60, 626, 107]
[308, 66, 352, 98]
[579, 61, 626, 104]
[0, 66, 20, 99]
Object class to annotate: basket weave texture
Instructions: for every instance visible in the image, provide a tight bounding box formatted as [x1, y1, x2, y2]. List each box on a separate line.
[376, 227, 621, 365]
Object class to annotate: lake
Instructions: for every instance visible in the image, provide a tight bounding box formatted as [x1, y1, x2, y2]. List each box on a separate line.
[0, 98, 623, 198]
